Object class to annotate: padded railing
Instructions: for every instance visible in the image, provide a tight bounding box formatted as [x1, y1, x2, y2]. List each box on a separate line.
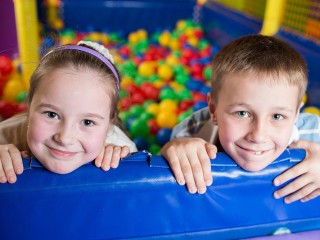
[1, 149, 320, 239]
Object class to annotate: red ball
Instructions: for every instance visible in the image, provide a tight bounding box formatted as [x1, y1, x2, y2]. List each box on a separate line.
[0, 55, 13, 75]
[0, 100, 20, 119]
[119, 97, 132, 111]
[179, 100, 194, 111]
[141, 82, 159, 101]
[192, 91, 207, 103]
[147, 119, 160, 135]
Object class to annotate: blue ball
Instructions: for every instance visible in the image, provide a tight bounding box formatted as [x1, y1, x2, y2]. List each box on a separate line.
[193, 101, 208, 111]
[156, 128, 172, 146]
[133, 137, 150, 151]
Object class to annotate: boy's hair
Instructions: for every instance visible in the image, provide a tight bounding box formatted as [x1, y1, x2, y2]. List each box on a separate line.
[210, 34, 308, 104]
[27, 44, 121, 121]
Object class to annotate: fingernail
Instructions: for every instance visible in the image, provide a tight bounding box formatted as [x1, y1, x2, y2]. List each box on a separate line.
[177, 179, 185, 185]
[206, 179, 212, 186]
[9, 176, 16, 183]
[274, 179, 280, 186]
[274, 192, 280, 199]
[198, 187, 206, 194]
[189, 187, 197, 194]
[284, 198, 291, 204]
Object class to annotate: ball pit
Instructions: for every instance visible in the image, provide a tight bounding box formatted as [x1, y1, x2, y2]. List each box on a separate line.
[1, 18, 319, 155]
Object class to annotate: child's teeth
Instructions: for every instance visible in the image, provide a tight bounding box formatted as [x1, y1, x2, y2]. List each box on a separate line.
[254, 151, 262, 155]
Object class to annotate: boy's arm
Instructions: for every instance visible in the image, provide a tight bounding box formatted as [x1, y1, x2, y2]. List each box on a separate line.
[273, 139, 320, 203]
[274, 113, 320, 203]
[161, 138, 217, 194]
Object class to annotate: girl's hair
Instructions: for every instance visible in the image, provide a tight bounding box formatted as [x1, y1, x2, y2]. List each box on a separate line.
[210, 34, 308, 104]
[27, 42, 121, 121]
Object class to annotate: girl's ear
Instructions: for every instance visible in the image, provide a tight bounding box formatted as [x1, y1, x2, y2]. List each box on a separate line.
[207, 93, 217, 125]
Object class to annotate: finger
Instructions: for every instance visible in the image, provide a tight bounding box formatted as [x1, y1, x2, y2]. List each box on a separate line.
[0, 150, 17, 183]
[119, 146, 130, 158]
[301, 189, 320, 202]
[10, 148, 23, 175]
[289, 139, 312, 149]
[161, 147, 186, 186]
[205, 143, 217, 159]
[273, 162, 307, 186]
[199, 147, 213, 187]
[274, 173, 310, 199]
[284, 183, 316, 204]
[101, 145, 114, 171]
[180, 151, 200, 194]
[0, 161, 8, 183]
[110, 146, 121, 168]
[95, 149, 105, 168]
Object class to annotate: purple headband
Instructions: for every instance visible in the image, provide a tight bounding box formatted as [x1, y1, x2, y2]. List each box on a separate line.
[43, 45, 120, 91]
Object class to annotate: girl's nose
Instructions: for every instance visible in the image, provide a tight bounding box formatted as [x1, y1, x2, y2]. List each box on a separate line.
[53, 123, 76, 146]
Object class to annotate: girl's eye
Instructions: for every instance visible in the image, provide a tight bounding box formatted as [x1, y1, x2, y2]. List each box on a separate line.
[82, 119, 95, 126]
[44, 111, 59, 119]
[235, 111, 250, 118]
[273, 114, 284, 120]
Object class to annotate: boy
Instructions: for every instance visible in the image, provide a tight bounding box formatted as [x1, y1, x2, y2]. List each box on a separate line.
[161, 34, 320, 204]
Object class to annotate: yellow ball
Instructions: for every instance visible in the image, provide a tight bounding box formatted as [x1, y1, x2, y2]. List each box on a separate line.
[302, 94, 307, 104]
[120, 76, 134, 89]
[169, 39, 181, 51]
[158, 64, 174, 80]
[138, 61, 156, 77]
[159, 31, 171, 47]
[159, 99, 178, 112]
[153, 79, 166, 88]
[176, 20, 187, 31]
[156, 110, 178, 128]
[128, 32, 139, 44]
[146, 103, 159, 115]
[166, 55, 179, 66]
[137, 29, 148, 40]
[303, 106, 320, 115]
[2, 79, 26, 102]
[187, 36, 199, 48]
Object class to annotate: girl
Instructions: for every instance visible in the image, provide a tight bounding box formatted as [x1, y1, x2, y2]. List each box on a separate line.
[0, 41, 137, 183]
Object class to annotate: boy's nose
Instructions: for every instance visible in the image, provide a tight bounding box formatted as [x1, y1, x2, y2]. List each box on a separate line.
[53, 123, 76, 146]
[247, 120, 268, 144]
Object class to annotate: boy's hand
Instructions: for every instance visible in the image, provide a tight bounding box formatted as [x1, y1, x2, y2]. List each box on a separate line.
[95, 144, 130, 171]
[273, 139, 320, 203]
[0, 144, 24, 184]
[160, 138, 217, 194]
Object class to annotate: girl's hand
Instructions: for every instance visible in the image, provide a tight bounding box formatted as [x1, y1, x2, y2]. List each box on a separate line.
[0, 144, 24, 184]
[95, 144, 130, 171]
[273, 139, 320, 203]
[160, 138, 217, 194]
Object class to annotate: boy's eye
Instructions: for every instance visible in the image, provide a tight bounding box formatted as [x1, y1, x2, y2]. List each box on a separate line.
[82, 119, 95, 126]
[235, 111, 250, 118]
[273, 114, 284, 120]
[44, 111, 59, 119]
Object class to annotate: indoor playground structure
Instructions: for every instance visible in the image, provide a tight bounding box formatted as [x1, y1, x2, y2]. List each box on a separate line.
[1, 0, 320, 239]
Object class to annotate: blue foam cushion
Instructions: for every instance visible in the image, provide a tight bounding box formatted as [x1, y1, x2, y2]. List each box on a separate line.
[0, 149, 319, 239]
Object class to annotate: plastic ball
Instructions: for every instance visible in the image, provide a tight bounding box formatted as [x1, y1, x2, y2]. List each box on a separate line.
[156, 128, 172, 146]
[16, 91, 27, 103]
[193, 100, 208, 111]
[129, 105, 144, 117]
[0, 55, 13, 75]
[147, 118, 160, 135]
[156, 110, 177, 128]
[159, 87, 177, 100]
[159, 99, 178, 112]
[2, 79, 25, 102]
[149, 143, 161, 154]
[157, 64, 174, 80]
[133, 137, 149, 151]
[159, 31, 171, 47]
[303, 106, 320, 115]
[129, 118, 150, 138]
[138, 61, 156, 77]
[146, 103, 159, 115]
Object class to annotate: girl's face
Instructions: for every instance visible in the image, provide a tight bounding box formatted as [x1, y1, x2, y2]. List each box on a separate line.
[27, 67, 111, 174]
[208, 72, 302, 171]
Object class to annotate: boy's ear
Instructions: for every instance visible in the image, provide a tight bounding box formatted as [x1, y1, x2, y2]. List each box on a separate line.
[294, 101, 304, 122]
[207, 93, 217, 125]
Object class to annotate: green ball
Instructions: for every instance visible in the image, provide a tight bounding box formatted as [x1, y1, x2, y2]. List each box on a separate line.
[178, 110, 192, 123]
[159, 87, 177, 101]
[149, 143, 161, 155]
[177, 89, 192, 101]
[129, 105, 144, 117]
[129, 118, 150, 138]
[16, 91, 27, 103]
[175, 72, 190, 85]
[119, 89, 128, 99]
[203, 65, 212, 81]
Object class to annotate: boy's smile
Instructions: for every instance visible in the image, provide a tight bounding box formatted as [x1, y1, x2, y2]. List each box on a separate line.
[209, 72, 302, 171]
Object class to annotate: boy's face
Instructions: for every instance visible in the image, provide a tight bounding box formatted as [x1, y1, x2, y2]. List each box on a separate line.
[208, 72, 302, 171]
[27, 68, 111, 174]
